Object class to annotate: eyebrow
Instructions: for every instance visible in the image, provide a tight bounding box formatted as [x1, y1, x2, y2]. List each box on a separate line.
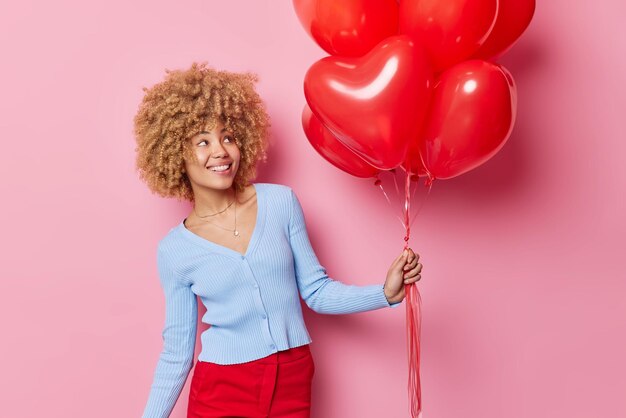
[199, 128, 229, 135]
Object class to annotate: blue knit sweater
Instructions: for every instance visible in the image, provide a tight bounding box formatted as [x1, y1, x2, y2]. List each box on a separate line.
[141, 182, 401, 418]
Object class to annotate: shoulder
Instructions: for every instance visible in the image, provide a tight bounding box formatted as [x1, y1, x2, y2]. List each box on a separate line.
[254, 182, 295, 204]
[254, 182, 293, 196]
[253, 182, 298, 220]
[156, 223, 186, 259]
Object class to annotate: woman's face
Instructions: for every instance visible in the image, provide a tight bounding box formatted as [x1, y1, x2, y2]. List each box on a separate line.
[184, 119, 241, 191]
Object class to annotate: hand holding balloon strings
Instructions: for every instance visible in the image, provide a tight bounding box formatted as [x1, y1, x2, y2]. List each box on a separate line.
[384, 248, 422, 305]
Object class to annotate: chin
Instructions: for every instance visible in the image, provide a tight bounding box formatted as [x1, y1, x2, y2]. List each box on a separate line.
[208, 179, 235, 189]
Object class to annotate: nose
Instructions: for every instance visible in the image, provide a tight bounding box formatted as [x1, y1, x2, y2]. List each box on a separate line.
[209, 141, 228, 158]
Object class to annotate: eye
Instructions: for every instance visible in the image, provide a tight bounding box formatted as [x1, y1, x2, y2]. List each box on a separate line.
[196, 136, 235, 146]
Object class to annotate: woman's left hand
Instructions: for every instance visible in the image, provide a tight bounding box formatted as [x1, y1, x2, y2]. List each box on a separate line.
[383, 248, 422, 304]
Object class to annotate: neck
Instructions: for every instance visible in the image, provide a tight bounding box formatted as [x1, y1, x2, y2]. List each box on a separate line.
[193, 186, 236, 216]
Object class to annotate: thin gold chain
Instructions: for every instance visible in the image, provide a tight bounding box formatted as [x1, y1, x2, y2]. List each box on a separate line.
[192, 188, 257, 238]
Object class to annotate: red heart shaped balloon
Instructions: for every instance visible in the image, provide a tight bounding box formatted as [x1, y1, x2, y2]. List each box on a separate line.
[301, 104, 380, 178]
[471, 0, 536, 60]
[418, 60, 517, 180]
[292, 0, 399, 57]
[304, 35, 433, 170]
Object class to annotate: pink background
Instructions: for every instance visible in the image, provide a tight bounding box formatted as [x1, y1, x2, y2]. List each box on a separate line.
[1, 1, 624, 417]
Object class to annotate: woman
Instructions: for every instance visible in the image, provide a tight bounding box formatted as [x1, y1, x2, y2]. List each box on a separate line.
[134, 62, 423, 418]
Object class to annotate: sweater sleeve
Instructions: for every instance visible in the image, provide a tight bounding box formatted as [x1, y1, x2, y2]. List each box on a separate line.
[141, 246, 198, 418]
[288, 188, 402, 314]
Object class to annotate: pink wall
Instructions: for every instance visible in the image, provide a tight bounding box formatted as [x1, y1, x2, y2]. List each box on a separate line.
[1, 1, 624, 417]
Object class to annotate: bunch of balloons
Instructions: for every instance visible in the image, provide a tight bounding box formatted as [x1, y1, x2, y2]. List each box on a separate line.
[295, 0, 534, 184]
[294, 2, 534, 417]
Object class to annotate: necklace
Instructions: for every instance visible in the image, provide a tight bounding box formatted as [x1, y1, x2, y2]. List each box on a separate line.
[195, 199, 234, 217]
[193, 190, 239, 237]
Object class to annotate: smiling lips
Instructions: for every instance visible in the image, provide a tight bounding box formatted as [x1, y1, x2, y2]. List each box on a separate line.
[208, 163, 233, 174]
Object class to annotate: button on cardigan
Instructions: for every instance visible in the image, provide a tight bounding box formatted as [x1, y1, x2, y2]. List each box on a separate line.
[141, 182, 401, 418]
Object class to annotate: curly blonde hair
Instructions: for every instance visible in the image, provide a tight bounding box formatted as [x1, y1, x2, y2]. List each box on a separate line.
[133, 62, 271, 202]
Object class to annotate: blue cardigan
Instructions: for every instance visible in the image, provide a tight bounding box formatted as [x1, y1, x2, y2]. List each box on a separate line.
[142, 182, 401, 418]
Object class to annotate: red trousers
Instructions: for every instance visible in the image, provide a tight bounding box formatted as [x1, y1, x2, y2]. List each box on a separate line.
[187, 344, 315, 418]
